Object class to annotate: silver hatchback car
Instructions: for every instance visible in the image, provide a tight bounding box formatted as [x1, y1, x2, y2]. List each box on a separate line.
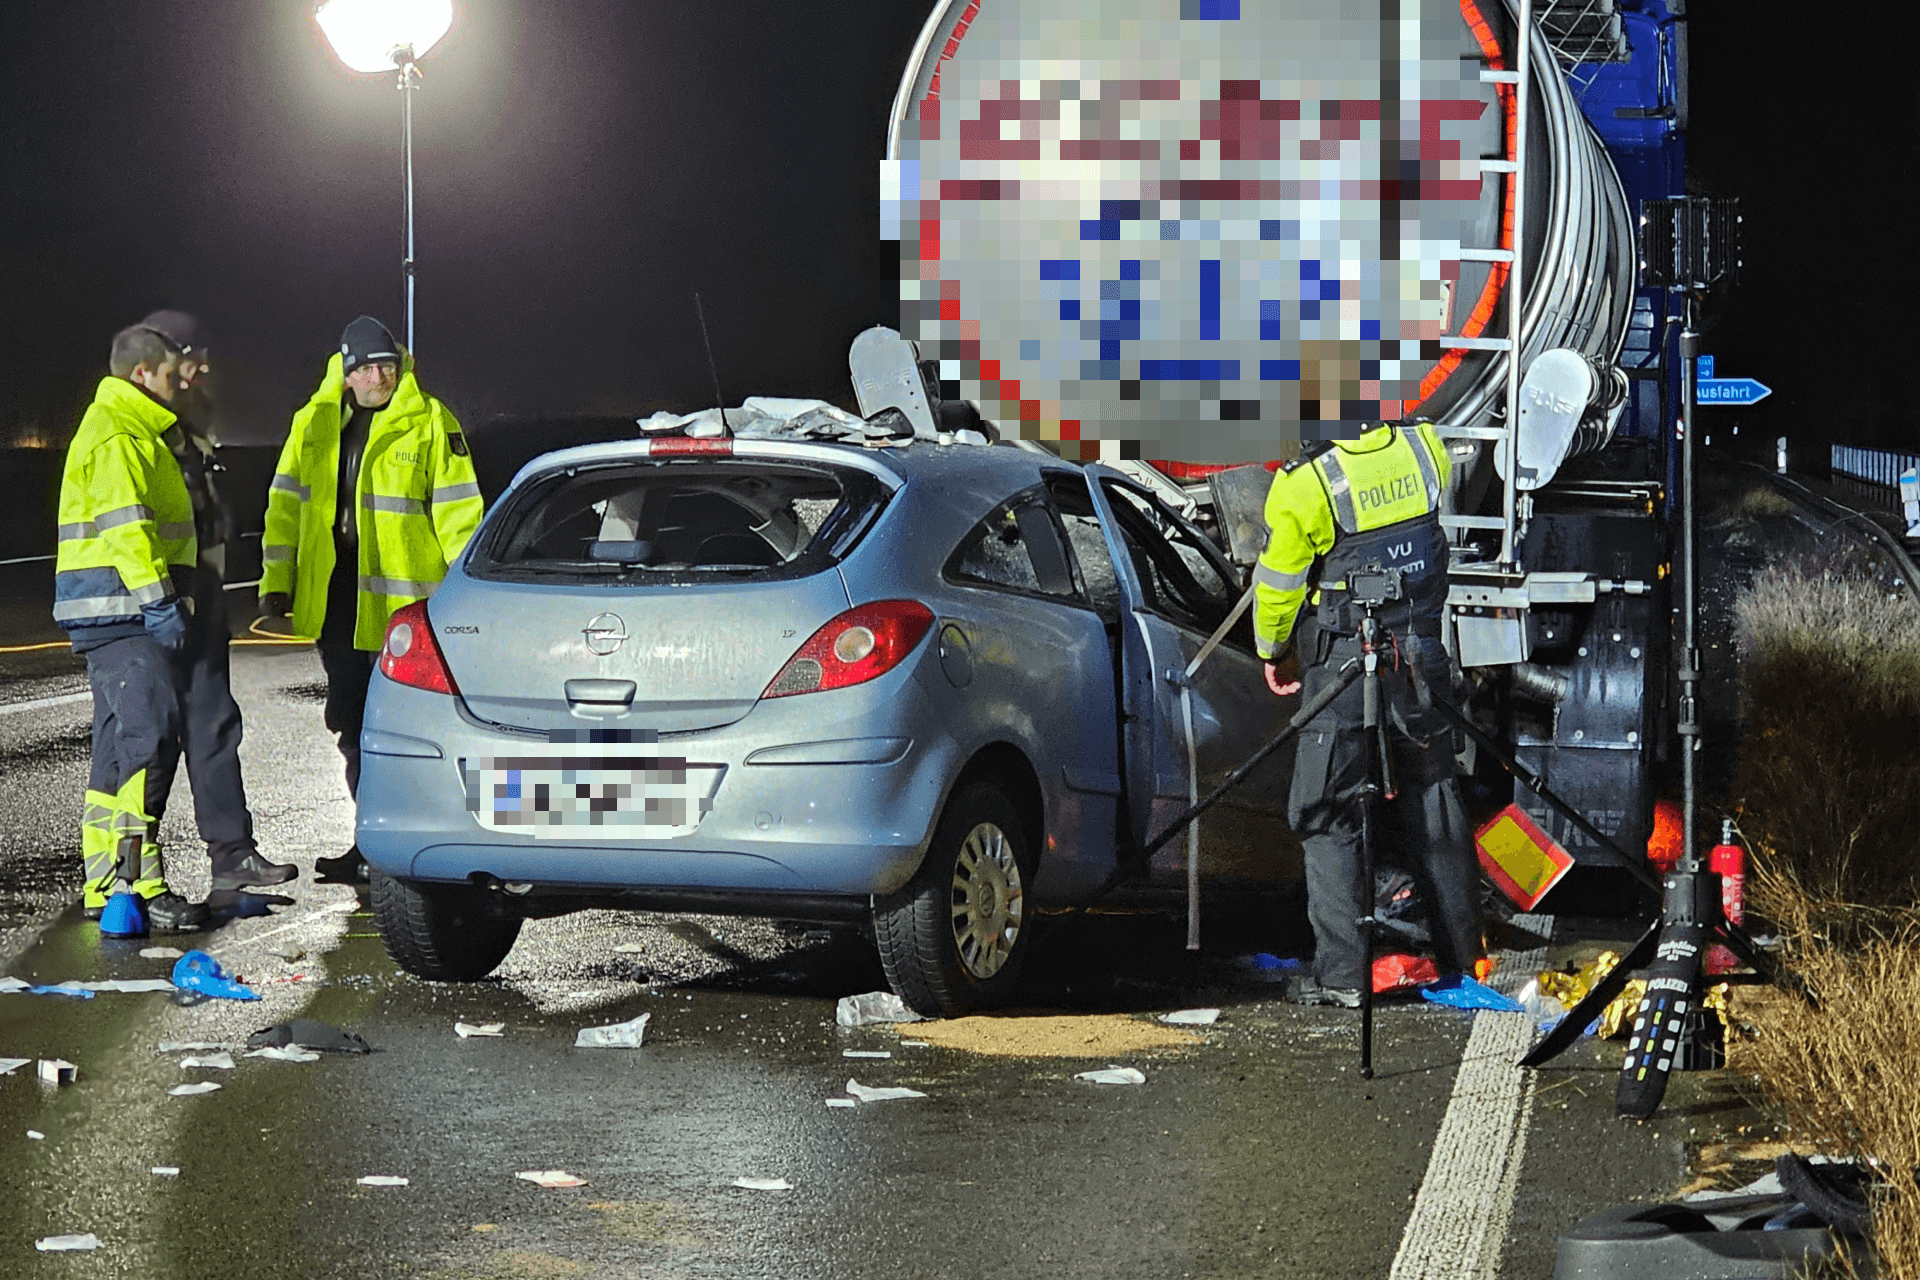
[357, 428, 1296, 1013]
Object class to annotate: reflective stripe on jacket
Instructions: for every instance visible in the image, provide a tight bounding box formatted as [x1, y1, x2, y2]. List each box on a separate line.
[53, 378, 196, 635]
[1253, 422, 1449, 660]
[259, 353, 482, 650]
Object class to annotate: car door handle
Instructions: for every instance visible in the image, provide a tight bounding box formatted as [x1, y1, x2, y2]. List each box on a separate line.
[564, 679, 636, 707]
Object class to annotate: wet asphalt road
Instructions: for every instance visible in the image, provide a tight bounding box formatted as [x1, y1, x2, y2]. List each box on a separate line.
[0, 644, 1739, 1279]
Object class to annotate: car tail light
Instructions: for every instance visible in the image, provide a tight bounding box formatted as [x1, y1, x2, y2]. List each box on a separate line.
[649, 437, 734, 456]
[380, 601, 461, 695]
[762, 600, 934, 699]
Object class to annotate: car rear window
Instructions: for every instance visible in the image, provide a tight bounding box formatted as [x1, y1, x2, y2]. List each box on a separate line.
[471, 458, 887, 584]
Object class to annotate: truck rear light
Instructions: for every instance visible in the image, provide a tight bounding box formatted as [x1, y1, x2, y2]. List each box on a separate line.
[762, 600, 934, 699]
[380, 600, 461, 695]
[648, 437, 734, 456]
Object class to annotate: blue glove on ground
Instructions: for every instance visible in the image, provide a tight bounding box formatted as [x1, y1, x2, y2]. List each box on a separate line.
[141, 599, 190, 651]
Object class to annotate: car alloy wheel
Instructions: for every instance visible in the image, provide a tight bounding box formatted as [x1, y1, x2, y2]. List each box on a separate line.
[949, 821, 1025, 980]
[873, 779, 1036, 1016]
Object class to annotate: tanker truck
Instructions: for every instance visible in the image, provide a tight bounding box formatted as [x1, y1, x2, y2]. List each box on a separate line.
[881, 0, 1698, 907]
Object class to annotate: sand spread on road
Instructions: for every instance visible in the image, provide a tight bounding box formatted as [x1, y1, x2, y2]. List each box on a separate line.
[895, 1012, 1200, 1057]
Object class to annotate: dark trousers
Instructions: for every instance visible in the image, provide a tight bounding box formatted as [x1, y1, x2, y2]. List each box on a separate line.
[317, 641, 375, 800]
[178, 566, 257, 869]
[1287, 642, 1482, 991]
[87, 635, 183, 826]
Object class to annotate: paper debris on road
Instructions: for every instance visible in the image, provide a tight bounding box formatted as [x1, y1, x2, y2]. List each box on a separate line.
[613, 942, 646, 954]
[152, 1167, 179, 1177]
[835, 991, 923, 1026]
[898, 1040, 931, 1047]
[575, 1012, 650, 1048]
[35, 1234, 101, 1252]
[39, 1059, 76, 1085]
[0, 1057, 28, 1075]
[85, 978, 178, 993]
[732, 1176, 792, 1191]
[0, 976, 27, 992]
[168, 1082, 222, 1096]
[140, 946, 185, 960]
[825, 1098, 857, 1108]
[845, 1078, 927, 1102]
[515, 1170, 588, 1188]
[1160, 1008, 1221, 1025]
[180, 1053, 235, 1070]
[842, 1050, 892, 1059]
[455, 1022, 505, 1038]
[27, 1130, 44, 1140]
[245, 1046, 321, 1063]
[1074, 1066, 1147, 1085]
[157, 1041, 226, 1053]
[357, 1176, 409, 1187]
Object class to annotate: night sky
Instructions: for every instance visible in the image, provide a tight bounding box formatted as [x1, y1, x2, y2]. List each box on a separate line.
[0, 2, 1911, 453]
[0, 0, 928, 446]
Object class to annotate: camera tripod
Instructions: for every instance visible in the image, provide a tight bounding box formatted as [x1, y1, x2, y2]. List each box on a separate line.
[1141, 567, 1409, 1079]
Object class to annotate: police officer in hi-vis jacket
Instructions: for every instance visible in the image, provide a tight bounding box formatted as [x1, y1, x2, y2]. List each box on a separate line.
[258, 316, 481, 883]
[1252, 421, 1481, 1008]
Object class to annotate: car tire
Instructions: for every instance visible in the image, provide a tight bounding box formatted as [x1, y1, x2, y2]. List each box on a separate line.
[874, 780, 1034, 1017]
[370, 870, 523, 982]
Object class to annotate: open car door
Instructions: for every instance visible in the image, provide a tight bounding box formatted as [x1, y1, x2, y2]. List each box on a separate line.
[1083, 464, 1295, 876]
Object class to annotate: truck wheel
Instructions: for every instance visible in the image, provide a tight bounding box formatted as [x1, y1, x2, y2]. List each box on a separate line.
[874, 781, 1033, 1016]
[371, 870, 522, 981]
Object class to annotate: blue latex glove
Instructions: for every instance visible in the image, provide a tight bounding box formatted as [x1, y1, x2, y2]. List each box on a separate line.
[171, 950, 260, 1002]
[141, 599, 190, 651]
[1419, 974, 1525, 1012]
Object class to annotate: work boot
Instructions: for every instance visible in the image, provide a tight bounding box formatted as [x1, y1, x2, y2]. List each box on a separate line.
[313, 846, 368, 885]
[145, 892, 211, 934]
[211, 852, 298, 893]
[1289, 975, 1362, 1009]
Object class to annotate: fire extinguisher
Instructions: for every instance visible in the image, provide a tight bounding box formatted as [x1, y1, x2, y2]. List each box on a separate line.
[1706, 819, 1745, 975]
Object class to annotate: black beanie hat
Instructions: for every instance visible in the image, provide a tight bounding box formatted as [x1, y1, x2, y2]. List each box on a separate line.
[137, 309, 211, 358]
[340, 316, 400, 375]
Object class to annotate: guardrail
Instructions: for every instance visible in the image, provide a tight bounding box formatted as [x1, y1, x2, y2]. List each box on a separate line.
[1830, 444, 1919, 518]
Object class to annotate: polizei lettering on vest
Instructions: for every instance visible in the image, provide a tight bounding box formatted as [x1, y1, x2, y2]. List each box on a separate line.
[1356, 474, 1422, 512]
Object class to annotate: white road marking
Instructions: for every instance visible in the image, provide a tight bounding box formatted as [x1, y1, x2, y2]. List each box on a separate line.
[0, 691, 90, 718]
[1390, 913, 1552, 1280]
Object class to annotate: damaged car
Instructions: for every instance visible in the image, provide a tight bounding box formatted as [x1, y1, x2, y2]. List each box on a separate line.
[356, 334, 1295, 1014]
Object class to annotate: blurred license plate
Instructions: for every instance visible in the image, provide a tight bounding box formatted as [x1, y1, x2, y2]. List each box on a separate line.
[461, 751, 723, 838]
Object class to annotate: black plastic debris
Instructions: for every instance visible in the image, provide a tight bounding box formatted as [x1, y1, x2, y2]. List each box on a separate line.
[1553, 1177, 1871, 1279]
[246, 1019, 372, 1054]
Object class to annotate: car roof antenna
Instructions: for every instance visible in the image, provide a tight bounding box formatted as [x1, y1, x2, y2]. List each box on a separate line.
[694, 292, 731, 435]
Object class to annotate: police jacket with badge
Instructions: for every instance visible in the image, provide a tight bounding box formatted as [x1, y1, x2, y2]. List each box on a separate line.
[260, 352, 482, 650]
[1253, 423, 1457, 759]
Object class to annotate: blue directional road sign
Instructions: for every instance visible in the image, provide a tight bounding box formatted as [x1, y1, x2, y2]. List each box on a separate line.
[1695, 354, 1771, 406]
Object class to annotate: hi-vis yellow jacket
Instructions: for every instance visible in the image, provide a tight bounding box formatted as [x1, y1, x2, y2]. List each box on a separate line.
[1253, 422, 1450, 660]
[53, 377, 196, 639]
[260, 354, 482, 650]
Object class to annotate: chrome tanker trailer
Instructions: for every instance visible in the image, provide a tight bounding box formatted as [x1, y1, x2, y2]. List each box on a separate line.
[882, 0, 1694, 905]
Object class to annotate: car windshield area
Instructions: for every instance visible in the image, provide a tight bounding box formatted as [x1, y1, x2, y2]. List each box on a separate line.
[472, 459, 886, 584]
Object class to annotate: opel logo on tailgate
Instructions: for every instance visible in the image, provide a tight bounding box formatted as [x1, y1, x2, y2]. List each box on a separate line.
[583, 612, 628, 656]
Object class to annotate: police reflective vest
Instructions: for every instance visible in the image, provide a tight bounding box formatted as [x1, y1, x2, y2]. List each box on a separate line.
[1252, 422, 1449, 661]
[53, 377, 197, 642]
[260, 354, 482, 650]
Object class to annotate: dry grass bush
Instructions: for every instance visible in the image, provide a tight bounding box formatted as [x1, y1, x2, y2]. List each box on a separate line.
[1734, 484, 1797, 519]
[1733, 554, 1920, 1275]
[1734, 560, 1920, 934]
[1734, 911, 1920, 1278]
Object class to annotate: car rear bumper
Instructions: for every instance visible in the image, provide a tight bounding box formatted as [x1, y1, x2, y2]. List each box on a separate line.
[356, 668, 954, 897]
